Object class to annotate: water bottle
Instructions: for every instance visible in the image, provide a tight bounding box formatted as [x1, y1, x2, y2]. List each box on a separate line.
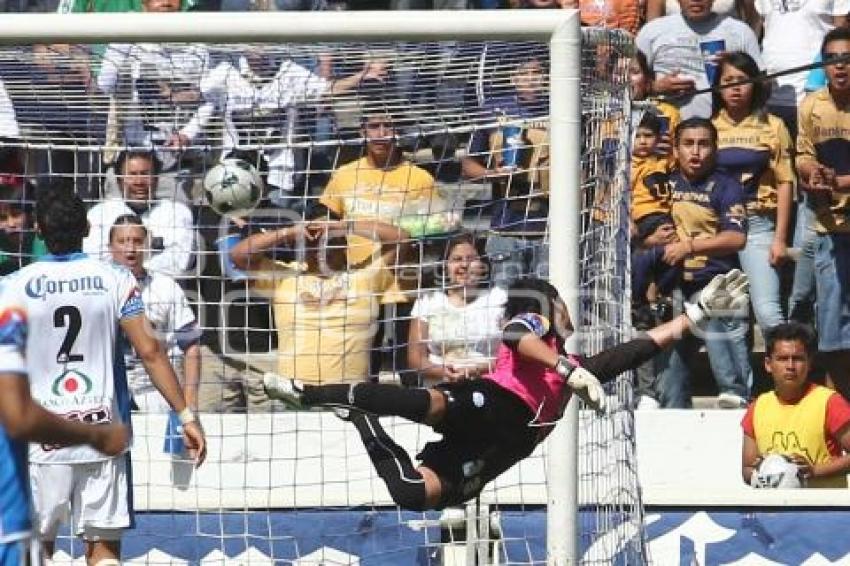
[162, 410, 185, 456]
[501, 124, 523, 170]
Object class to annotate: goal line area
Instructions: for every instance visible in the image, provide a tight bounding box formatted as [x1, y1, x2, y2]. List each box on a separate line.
[0, 12, 639, 564]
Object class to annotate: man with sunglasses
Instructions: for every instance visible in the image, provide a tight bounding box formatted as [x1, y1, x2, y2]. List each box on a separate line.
[795, 27, 850, 403]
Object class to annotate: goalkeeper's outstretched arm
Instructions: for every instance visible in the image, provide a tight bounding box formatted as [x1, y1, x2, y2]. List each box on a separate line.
[583, 268, 750, 382]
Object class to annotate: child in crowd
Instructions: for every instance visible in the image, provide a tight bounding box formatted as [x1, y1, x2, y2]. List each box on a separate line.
[628, 50, 680, 157]
[630, 112, 679, 314]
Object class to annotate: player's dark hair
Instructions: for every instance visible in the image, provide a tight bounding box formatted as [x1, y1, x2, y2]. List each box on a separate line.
[35, 180, 88, 255]
[115, 149, 162, 177]
[108, 214, 147, 243]
[638, 112, 661, 136]
[765, 322, 817, 358]
[711, 51, 769, 121]
[674, 117, 718, 146]
[503, 277, 561, 321]
[821, 27, 850, 58]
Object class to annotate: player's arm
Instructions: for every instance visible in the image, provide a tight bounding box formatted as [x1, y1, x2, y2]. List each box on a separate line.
[182, 342, 200, 411]
[0, 373, 127, 456]
[120, 315, 206, 465]
[176, 325, 201, 411]
[741, 432, 761, 484]
[802, 426, 850, 480]
[804, 398, 850, 480]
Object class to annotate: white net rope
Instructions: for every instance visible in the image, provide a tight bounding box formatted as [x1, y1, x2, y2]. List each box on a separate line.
[0, 30, 639, 564]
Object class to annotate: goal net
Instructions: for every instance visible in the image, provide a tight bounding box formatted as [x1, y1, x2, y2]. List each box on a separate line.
[0, 12, 640, 564]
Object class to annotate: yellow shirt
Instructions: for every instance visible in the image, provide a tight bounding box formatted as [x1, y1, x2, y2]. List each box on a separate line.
[320, 157, 435, 302]
[713, 110, 794, 216]
[252, 257, 392, 384]
[797, 88, 850, 233]
[753, 385, 847, 488]
[630, 154, 673, 221]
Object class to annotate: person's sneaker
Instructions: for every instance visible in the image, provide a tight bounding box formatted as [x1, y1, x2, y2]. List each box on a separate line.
[263, 373, 305, 409]
[331, 407, 352, 421]
[717, 392, 747, 409]
[636, 395, 661, 410]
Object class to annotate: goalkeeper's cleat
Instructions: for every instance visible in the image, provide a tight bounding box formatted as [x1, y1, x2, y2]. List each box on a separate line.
[331, 407, 352, 421]
[263, 373, 305, 409]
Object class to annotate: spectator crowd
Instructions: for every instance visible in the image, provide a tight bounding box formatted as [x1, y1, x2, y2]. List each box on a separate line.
[0, 0, 848, 443]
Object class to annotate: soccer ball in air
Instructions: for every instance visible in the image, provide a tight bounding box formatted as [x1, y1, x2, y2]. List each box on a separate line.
[751, 454, 803, 489]
[203, 158, 264, 217]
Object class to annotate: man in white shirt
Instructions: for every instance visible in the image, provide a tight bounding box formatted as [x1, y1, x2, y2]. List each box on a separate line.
[8, 184, 206, 565]
[97, 41, 209, 167]
[752, 0, 848, 137]
[84, 150, 197, 278]
[636, 0, 763, 119]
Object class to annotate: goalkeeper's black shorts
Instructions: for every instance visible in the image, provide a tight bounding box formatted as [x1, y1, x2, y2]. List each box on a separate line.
[417, 378, 538, 508]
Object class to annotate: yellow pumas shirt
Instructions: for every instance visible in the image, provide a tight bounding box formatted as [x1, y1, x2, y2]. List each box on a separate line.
[631, 154, 673, 222]
[797, 88, 850, 233]
[713, 110, 794, 216]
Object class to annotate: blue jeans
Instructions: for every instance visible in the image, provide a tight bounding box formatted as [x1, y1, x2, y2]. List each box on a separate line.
[789, 202, 818, 323]
[738, 214, 785, 331]
[659, 293, 751, 408]
[814, 233, 850, 351]
[485, 233, 548, 288]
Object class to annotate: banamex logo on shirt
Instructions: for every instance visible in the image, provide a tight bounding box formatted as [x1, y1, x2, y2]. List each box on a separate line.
[51, 369, 93, 397]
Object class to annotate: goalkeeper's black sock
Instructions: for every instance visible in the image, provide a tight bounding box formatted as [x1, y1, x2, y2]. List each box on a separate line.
[302, 383, 431, 423]
[350, 411, 428, 511]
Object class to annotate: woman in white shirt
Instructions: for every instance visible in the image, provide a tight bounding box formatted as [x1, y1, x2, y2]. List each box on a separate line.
[408, 233, 507, 386]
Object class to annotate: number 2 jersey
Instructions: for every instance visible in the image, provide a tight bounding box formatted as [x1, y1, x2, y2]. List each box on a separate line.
[4, 252, 144, 464]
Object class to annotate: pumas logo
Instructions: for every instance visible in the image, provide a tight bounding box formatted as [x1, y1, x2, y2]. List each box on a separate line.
[52, 369, 93, 396]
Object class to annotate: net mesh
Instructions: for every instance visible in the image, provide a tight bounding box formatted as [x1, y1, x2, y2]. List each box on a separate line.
[0, 28, 640, 564]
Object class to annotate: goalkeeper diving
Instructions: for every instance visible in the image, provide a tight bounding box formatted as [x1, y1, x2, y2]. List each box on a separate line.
[265, 270, 749, 511]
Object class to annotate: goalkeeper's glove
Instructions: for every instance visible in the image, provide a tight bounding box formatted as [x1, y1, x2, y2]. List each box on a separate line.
[555, 356, 607, 416]
[685, 268, 750, 326]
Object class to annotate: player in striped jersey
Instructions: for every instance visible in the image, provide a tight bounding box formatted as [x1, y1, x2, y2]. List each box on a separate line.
[3, 185, 206, 566]
[0, 289, 129, 566]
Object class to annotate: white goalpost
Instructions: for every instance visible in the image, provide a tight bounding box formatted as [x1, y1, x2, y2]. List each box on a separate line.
[0, 11, 640, 564]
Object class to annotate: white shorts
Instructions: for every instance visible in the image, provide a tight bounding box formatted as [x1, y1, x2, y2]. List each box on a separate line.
[29, 456, 132, 541]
